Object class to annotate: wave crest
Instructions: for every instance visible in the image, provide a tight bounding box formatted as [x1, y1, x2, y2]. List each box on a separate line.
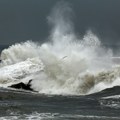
[0, 2, 119, 95]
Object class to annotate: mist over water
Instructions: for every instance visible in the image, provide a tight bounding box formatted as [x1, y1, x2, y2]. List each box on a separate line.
[0, 2, 120, 95]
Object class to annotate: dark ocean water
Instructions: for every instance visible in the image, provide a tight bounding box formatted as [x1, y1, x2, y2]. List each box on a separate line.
[0, 87, 120, 120]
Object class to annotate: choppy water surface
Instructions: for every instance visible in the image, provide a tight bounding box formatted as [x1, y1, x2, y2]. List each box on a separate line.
[0, 87, 120, 120]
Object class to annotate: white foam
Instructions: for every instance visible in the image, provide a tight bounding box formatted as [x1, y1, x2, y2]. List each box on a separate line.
[0, 3, 120, 95]
[102, 95, 120, 99]
[0, 58, 44, 87]
[0, 112, 120, 120]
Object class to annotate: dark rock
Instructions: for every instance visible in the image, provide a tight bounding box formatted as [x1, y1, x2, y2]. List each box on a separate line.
[9, 80, 35, 91]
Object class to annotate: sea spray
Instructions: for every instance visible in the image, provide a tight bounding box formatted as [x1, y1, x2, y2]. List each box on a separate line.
[0, 58, 44, 87]
[0, 2, 119, 95]
[0, 32, 116, 95]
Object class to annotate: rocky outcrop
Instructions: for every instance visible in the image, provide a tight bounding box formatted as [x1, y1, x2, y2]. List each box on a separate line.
[9, 80, 35, 91]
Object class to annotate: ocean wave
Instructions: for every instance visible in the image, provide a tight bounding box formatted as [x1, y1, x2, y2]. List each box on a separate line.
[0, 39, 120, 95]
[0, 2, 120, 95]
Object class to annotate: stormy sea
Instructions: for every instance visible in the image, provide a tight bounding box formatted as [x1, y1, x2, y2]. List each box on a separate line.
[1, 2, 120, 120]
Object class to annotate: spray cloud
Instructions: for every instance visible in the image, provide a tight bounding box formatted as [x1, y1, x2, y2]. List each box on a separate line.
[0, 2, 119, 95]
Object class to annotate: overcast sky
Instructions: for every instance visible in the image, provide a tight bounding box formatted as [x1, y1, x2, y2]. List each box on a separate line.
[0, 0, 120, 45]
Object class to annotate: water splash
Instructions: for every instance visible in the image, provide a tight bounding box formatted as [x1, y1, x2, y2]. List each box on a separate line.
[0, 2, 119, 95]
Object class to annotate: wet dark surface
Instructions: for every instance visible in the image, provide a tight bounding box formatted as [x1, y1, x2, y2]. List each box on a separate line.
[0, 87, 120, 119]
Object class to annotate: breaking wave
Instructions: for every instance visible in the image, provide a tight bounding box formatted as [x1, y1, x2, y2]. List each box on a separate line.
[0, 2, 120, 95]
